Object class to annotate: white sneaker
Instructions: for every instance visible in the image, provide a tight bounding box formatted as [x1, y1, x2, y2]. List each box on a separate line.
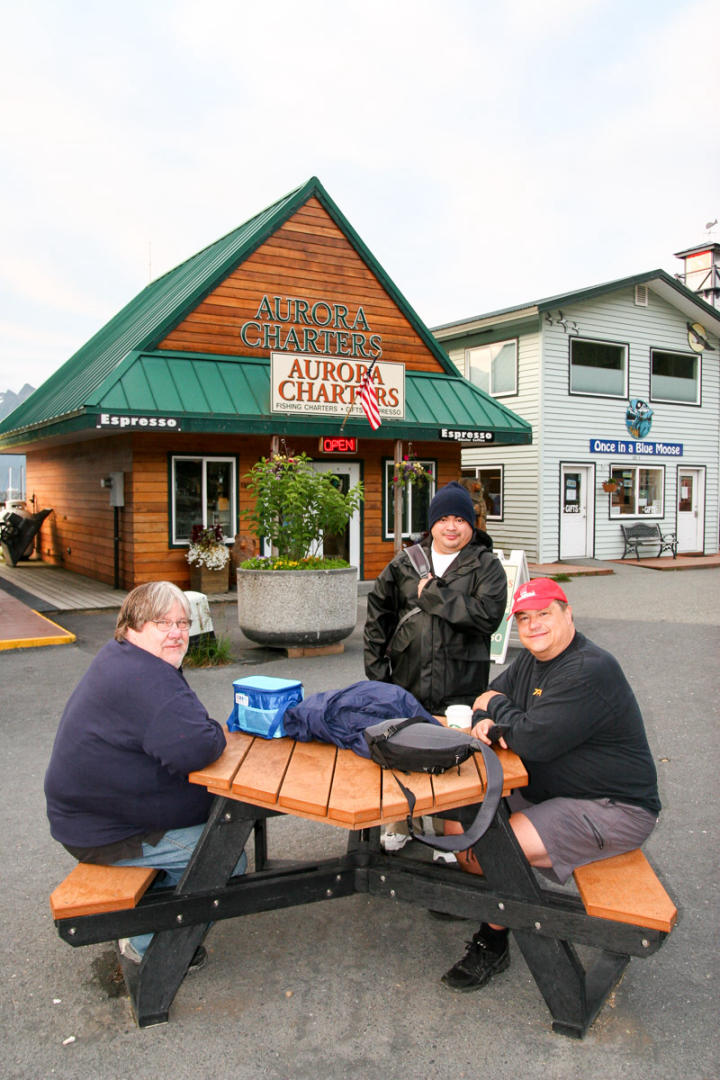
[117, 937, 143, 964]
[433, 850, 458, 864]
[381, 831, 411, 852]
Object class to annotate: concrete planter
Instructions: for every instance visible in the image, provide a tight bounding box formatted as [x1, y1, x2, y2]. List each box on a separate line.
[236, 567, 357, 647]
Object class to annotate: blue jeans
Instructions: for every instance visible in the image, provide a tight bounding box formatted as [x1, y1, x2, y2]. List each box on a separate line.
[114, 823, 247, 956]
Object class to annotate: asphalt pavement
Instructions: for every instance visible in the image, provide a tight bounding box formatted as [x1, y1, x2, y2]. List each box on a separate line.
[2, 561, 718, 1080]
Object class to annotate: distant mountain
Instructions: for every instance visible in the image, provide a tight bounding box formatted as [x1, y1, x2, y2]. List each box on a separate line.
[0, 383, 35, 421]
[0, 384, 35, 499]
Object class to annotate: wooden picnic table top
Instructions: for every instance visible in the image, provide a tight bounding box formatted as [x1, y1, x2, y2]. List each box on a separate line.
[189, 732, 528, 830]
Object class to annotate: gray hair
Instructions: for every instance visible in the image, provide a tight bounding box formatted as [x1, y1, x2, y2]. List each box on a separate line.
[114, 582, 190, 641]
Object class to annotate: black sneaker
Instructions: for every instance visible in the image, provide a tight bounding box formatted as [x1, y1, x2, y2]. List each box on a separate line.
[441, 931, 510, 992]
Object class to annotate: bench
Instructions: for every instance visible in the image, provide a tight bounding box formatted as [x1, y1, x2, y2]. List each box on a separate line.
[620, 522, 677, 559]
[51, 845, 676, 956]
[573, 848, 677, 933]
[51, 847, 677, 931]
[50, 863, 157, 919]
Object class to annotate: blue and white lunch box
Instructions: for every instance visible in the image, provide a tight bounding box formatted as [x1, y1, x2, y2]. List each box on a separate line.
[227, 675, 303, 739]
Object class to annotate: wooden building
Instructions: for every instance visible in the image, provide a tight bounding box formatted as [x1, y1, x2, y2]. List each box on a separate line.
[0, 177, 530, 588]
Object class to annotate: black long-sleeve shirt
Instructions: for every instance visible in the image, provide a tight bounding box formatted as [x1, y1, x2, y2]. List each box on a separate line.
[481, 632, 660, 814]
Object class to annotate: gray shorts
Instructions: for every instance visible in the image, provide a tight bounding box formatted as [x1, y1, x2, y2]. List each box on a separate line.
[508, 792, 658, 885]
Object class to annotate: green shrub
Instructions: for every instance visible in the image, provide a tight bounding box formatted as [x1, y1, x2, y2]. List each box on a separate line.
[184, 634, 233, 668]
[239, 555, 350, 571]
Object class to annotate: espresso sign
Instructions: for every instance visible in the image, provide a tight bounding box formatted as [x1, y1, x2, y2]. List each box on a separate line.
[271, 353, 405, 420]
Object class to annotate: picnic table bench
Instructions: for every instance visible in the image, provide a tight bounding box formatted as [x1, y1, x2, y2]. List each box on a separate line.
[50, 733, 677, 1038]
[621, 522, 677, 559]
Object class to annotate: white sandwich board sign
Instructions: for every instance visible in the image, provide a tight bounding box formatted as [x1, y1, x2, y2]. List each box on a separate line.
[490, 549, 530, 664]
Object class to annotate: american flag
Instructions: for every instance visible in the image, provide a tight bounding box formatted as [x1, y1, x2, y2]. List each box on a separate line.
[358, 360, 381, 430]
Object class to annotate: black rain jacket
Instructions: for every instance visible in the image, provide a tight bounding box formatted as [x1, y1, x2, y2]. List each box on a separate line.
[363, 531, 507, 714]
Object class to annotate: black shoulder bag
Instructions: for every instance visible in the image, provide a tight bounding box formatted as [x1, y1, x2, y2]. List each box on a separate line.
[364, 716, 504, 852]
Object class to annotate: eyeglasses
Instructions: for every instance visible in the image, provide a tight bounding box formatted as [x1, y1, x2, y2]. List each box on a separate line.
[150, 619, 191, 632]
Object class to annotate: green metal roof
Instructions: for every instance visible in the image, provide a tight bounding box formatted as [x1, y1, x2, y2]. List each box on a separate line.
[0, 176, 533, 449]
[433, 268, 720, 338]
[0, 351, 531, 448]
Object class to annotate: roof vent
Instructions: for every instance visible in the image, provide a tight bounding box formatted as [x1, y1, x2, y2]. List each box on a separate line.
[634, 284, 649, 307]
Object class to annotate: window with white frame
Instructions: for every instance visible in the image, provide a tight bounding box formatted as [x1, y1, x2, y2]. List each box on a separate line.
[608, 466, 664, 518]
[570, 338, 627, 397]
[171, 455, 236, 544]
[650, 349, 700, 404]
[461, 466, 503, 520]
[384, 459, 436, 541]
[465, 339, 517, 397]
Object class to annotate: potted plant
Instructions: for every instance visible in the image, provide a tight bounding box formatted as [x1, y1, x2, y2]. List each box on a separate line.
[236, 452, 364, 650]
[602, 479, 620, 493]
[186, 524, 231, 595]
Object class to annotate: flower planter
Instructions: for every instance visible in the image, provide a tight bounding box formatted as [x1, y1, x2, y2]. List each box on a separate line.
[189, 563, 230, 595]
[236, 567, 357, 647]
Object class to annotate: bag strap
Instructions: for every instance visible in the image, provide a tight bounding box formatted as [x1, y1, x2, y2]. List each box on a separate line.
[388, 741, 505, 852]
[404, 543, 432, 578]
[390, 604, 421, 636]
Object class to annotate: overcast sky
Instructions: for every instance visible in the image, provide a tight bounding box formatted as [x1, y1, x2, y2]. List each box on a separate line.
[1, 0, 718, 394]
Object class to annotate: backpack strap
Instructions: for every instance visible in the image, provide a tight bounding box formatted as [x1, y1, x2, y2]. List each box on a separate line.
[389, 741, 505, 852]
[404, 543, 432, 578]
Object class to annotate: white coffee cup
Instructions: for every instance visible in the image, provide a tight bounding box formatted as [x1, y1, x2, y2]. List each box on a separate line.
[445, 704, 473, 729]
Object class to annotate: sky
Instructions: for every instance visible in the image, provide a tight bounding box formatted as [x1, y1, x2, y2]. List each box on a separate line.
[1, 0, 718, 394]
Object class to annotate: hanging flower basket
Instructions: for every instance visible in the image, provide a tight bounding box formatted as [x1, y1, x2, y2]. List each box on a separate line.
[393, 455, 432, 490]
[602, 480, 620, 493]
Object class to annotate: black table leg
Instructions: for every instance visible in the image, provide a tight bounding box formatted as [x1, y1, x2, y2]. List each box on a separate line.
[472, 801, 630, 1038]
[123, 923, 210, 1027]
[127, 796, 256, 1026]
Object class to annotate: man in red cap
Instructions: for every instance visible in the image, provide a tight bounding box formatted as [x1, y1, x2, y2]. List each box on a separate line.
[441, 577, 660, 993]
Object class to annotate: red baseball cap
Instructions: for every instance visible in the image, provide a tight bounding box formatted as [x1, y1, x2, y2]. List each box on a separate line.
[508, 578, 568, 619]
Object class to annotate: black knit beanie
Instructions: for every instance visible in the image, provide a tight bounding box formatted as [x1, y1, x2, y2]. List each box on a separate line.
[428, 482, 476, 530]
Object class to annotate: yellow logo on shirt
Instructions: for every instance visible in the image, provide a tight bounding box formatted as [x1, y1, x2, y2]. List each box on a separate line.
[532, 688, 543, 696]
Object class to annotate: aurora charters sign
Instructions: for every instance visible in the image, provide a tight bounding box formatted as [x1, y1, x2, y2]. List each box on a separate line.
[270, 353, 405, 421]
[241, 294, 383, 359]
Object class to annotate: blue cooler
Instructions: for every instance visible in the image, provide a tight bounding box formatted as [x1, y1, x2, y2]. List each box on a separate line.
[227, 676, 304, 739]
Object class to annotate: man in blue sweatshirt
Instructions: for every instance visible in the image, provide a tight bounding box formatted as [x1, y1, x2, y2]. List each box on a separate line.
[45, 580, 240, 966]
[441, 577, 660, 993]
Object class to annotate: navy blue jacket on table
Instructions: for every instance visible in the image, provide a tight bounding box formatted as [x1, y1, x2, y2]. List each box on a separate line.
[363, 531, 507, 714]
[480, 631, 660, 815]
[283, 679, 437, 757]
[44, 638, 226, 848]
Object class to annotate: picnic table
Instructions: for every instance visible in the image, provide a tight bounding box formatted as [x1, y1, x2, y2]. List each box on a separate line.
[51, 733, 675, 1037]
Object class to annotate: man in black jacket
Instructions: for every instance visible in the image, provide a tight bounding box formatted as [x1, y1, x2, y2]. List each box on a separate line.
[364, 481, 507, 714]
[441, 577, 660, 993]
[364, 481, 507, 851]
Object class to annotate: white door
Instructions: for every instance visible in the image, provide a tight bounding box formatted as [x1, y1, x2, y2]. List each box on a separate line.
[560, 465, 593, 559]
[311, 461, 361, 571]
[676, 468, 704, 553]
